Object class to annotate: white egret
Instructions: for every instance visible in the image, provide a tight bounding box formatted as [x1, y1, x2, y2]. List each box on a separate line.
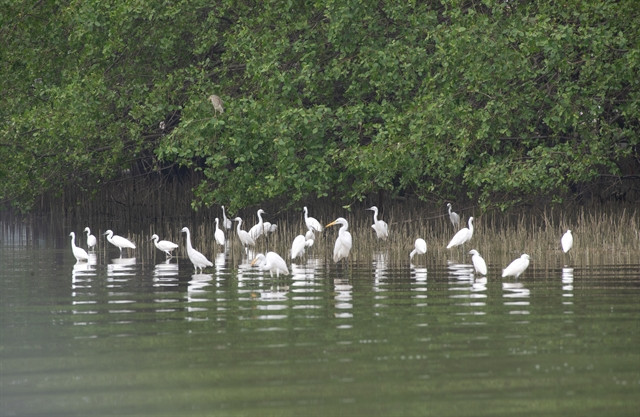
[291, 233, 313, 260]
[234, 217, 255, 253]
[103, 230, 136, 256]
[367, 206, 389, 240]
[303, 206, 323, 233]
[151, 234, 179, 259]
[221, 206, 232, 230]
[181, 227, 213, 274]
[69, 232, 89, 262]
[208, 94, 224, 115]
[410, 238, 427, 261]
[468, 249, 487, 276]
[561, 230, 573, 253]
[251, 252, 290, 278]
[447, 203, 461, 229]
[263, 221, 278, 234]
[326, 217, 353, 263]
[214, 218, 225, 247]
[446, 217, 474, 249]
[502, 254, 530, 278]
[304, 228, 315, 248]
[249, 209, 266, 240]
[84, 227, 97, 252]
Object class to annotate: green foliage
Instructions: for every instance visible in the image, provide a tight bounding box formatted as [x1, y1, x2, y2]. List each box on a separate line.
[1, 0, 638, 212]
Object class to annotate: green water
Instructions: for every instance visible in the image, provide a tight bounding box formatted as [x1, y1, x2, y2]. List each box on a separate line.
[1, 228, 639, 416]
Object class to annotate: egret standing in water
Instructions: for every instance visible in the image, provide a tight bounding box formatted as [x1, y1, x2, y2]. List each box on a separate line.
[214, 218, 226, 248]
[84, 227, 97, 252]
[103, 230, 136, 256]
[326, 217, 353, 263]
[251, 252, 289, 278]
[69, 232, 89, 262]
[181, 227, 213, 274]
[502, 254, 530, 278]
[367, 206, 389, 240]
[249, 209, 266, 241]
[221, 206, 232, 230]
[446, 217, 474, 249]
[447, 203, 460, 229]
[561, 230, 573, 253]
[303, 206, 323, 233]
[410, 238, 427, 261]
[150, 234, 179, 259]
[291, 233, 314, 260]
[468, 249, 488, 276]
[234, 217, 255, 253]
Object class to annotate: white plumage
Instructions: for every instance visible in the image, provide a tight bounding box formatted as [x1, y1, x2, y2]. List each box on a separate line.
[326, 217, 352, 263]
[367, 206, 389, 240]
[561, 230, 573, 253]
[151, 234, 179, 258]
[214, 218, 225, 247]
[84, 227, 97, 252]
[181, 227, 213, 273]
[446, 217, 474, 249]
[502, 254, 530, 278]
[103, 230, 136, 256]
[221, 205, 232, 230]
[468, 249, 487, 275]
[249, 209, 266, 240]
[410, 238, 427, 261]
[234, 217, 255, 253]
[69, 232, 89, 262]
[303, 206, 323, 233]
[251, 252, 289, 278]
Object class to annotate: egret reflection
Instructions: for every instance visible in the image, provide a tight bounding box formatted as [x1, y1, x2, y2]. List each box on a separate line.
[502, 281, 530, 315]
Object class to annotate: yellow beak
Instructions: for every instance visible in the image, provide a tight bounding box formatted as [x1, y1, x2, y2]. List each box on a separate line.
[326, 220, 338, 227]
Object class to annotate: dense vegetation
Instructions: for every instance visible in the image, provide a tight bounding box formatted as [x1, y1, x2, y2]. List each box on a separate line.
[2, 0, 638, 214]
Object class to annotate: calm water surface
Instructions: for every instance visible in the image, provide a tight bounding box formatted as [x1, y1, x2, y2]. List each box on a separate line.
[1, 226, 639, 416]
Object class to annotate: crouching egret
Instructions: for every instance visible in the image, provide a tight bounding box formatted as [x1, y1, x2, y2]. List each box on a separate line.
[447, 203, 460, 229]
[303, 206, 323, 233]
[468, 249, 487, 275]
[234, 217, 255, 253]
[291, 233, 314, 260]
[70, 232, 89, 262]
[410, 238, 427, 261]
[561, 230, 573, 253]
[446, 217, 474, 249]
[103, 230, 136, 256]
[84, 227, 97, 252]
[214, 218, 225, 247]
[251, 252, 289, 278]
[181, 227, 213, 273]
[151, 234, 179, 259]
[326, 218, 352, 263]
[367, 206, 389, 240]
[502, 254, 530, 278]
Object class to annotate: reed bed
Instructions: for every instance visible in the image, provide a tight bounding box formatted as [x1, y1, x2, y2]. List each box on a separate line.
[3, 201, 638, 269]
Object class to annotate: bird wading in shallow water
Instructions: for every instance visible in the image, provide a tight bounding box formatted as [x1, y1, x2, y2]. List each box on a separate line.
[234, 217, 255, 254]
[561, 230, 573, 253]
[181, 227, 213, 274]
[249, 209, 266, 241]
[214, 218, 225, 248]
[410, 238, 427, 261]
[326, 217, 353, 263]
[502, 254, 530, 278]
[367, 206, 389, 240]
[303, 206, 323, 233]
[70, 232, 89, 262]
[468, 249, 487, 276]
[251, 252, 289, 278]
[103, 230, 136, 256]
[84, 227, 97, 252]
[150, 234, 179, 259]
[446, 217, 474, 249]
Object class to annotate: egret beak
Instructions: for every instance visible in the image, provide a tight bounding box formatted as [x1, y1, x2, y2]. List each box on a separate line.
[250, 258, 259, 266]
[325, 220, 338, 228]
